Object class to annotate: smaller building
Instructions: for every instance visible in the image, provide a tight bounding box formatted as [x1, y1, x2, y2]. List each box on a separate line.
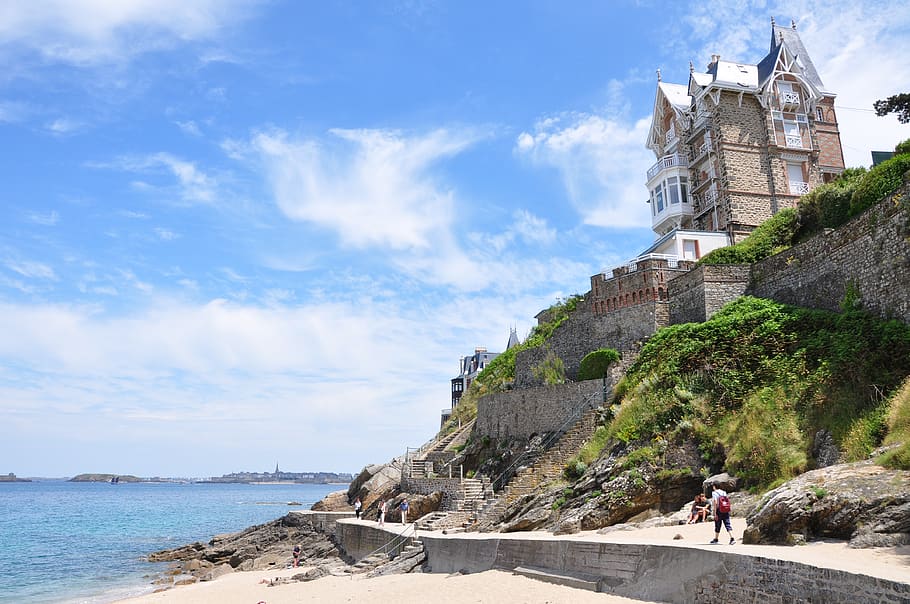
[442, 329, 520, 426]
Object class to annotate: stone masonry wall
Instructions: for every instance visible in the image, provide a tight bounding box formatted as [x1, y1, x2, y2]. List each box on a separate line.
[668, 264, 751, 324]
[474, 379, 611, 441]
[515, 302, 666, 389]
[748, 182, 910, 323]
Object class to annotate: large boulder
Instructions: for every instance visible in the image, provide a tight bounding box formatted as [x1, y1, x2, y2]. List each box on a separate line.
[347, 458, 403, 513]
[385, 492, 443, 523]
[743, 459, 910, 547]
[310, 489, 351, 512]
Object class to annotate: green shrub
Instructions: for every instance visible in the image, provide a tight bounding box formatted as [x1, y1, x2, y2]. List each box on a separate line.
[850, 154, 910, 216]
[532, 349, 566, 385]
[562, 460, 588, 481]
[878, 377, 910, 470]
[895, 138, 910, 156]
[551, 496, 566, 510]
[578, 348, 621, 380]
[795, 170, 864, 238]
[841, 405, 888, 461]
[699, 208, 798, 265]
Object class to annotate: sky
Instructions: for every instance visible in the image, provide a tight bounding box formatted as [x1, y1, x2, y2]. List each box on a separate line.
[2, 1, 909, 479]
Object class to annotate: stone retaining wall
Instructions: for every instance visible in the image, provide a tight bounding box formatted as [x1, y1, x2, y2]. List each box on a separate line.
[747, 182, 910, 323]
[474, 379, 609, 441]
[515, 303, 666, 389]
[668, 263, 751, 324]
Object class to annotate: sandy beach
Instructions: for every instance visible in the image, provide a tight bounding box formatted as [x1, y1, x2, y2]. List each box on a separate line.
[118, 516, 910, 603]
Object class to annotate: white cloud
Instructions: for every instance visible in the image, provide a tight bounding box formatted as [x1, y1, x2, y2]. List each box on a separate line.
[46, 117, 84, 135]
[515, 111, 654, 229]
[26, 210, 60, 225]
[248, 127, 478, 251]
[176, 120, 202, 137]
[5, 259, 57, 280]
[95, 152, 217, 203]
[0, 0, 258, 66]
[154, 227, 179, 241]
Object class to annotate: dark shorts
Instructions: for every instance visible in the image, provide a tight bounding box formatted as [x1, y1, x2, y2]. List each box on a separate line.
[714, 511, 732, 532]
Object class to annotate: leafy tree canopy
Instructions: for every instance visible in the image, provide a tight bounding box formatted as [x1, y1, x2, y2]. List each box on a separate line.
[874, 93, 910, 124]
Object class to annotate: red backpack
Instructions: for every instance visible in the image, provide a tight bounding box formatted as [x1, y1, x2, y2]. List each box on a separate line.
[717, 494, 731, 514]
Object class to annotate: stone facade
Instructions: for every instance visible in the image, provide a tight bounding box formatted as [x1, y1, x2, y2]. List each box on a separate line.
[588, 257, 695, 314]
[474, 379, 611, 441]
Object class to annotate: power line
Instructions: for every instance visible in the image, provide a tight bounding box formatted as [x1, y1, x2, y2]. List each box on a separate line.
[835, 105, 876, 113]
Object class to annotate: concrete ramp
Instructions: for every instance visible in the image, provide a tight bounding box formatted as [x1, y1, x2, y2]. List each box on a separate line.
[512, 566, 600, 592]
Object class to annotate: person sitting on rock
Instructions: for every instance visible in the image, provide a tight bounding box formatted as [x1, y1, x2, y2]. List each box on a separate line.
[687, 493, 710, 524]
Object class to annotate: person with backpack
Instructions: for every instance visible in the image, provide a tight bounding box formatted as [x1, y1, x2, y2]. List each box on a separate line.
[710, 484, 735, 545]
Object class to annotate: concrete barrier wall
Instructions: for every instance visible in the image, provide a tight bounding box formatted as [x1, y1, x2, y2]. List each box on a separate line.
[290, 510, 355, 534]
[417, 534, 909, 603]
[335, 520, 415, 561]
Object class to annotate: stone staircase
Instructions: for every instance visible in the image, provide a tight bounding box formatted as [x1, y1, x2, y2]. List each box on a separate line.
[408, 419, 476, 479]
[472, 408, 599, 531]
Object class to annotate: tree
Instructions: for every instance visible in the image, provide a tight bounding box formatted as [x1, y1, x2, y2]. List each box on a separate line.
[873, 93, 910, 124]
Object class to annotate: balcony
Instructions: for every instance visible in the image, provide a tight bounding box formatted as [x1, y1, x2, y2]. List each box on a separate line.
[784, 134, 804, 148]
[789, 181, 810, 195]
[647, 153, 688, 181]
[781, 91, 801, 108]
[665, 126, 677, 146]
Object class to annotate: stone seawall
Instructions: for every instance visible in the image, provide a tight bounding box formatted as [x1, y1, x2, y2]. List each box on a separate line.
[474, 379, 609, 441]
[748, 182, 910, 323]
[331, 520, 908, 603]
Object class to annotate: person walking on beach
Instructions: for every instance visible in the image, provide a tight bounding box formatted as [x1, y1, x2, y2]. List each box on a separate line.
[292, 544, 301, 567]
[710, 484, 735, 545]
[399, 498, 409, 524]
[354, 497, 362, 519]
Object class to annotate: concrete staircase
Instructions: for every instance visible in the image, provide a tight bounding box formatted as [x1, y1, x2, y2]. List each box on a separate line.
[472, 408, 599, 531]
[408, 419, 476, 478]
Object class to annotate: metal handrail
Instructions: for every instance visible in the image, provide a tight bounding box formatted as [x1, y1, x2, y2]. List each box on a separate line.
[486, 390, 600, 493]
[357, 522, 417, 565]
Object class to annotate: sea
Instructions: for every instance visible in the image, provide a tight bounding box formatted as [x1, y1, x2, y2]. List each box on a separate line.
[0, 480, 344, 603]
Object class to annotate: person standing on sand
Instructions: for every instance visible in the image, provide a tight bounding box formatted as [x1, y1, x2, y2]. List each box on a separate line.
[400, 498, 409, 524]
[354, 497, 362, 519]
[710, 484, 735, 545]
[292, 544, 301, 567]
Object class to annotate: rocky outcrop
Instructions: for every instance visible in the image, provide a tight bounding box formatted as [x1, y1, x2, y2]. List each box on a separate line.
[743, 459, 910, 547]
[148, 512, 342, 581]
[310, 489, 351, 512]
[346, 458, 403, 516]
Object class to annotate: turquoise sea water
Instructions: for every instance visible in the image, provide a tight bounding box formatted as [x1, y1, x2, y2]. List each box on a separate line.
[0, 480, 344, 603]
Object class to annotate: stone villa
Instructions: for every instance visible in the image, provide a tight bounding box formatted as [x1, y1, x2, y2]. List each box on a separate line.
[589, 18, 845, 318]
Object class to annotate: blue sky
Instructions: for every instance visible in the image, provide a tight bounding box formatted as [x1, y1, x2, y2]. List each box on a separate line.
[2, 1, 909, 478]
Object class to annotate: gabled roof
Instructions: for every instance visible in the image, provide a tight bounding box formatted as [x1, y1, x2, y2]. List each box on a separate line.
[769, 23, 827, 92]
[712, 60, 759, 88]
[659, 82, 691, 111]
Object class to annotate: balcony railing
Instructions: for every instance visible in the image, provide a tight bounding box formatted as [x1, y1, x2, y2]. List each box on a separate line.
[701, 188, 719, 207]
[665, 126, 676, 145]
[781, 91, 801, 107]
[784, 134, 803, 148]
[627, 253, 681, 272]
[647, 153, 688, 181]
[789, 181, 810, 195]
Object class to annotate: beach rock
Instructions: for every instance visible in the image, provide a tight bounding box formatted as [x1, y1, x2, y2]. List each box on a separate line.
[148, 512, 342, 580]
[386, 492, 442, 523]
[310, 489, 350, 512]
[703, 472, 740, 493]
[200, 564, 233, 582]
[743, 459, 910, 547]
[812, 429, 841, 468]
[347, 458, 403, 515]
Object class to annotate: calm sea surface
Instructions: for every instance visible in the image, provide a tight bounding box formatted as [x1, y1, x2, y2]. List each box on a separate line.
[0, 480, 344, 603]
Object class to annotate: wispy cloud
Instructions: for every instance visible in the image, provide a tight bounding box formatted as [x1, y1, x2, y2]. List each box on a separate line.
[26, 210, 60, 226]
[176, 120, 202, 137]
[154, 227, 180, 241]
[93, 152, 218, 204]
[247, 127, 479, 250]
[5, 259, 57, 280]
[515, 108, 654, 229]
[45, 117, 84, 135]
[0, 0, 259, 66]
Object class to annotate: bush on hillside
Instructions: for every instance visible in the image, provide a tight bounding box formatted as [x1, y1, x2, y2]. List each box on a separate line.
[604, 296, 910, 489]
[577, 348, 621, 380]
[795, 168, 865, 238]
[878, 377, 910, 469]
[849, 154, 910, 216]
[698, 208, 799, 265]
[895, 137, 910, 156]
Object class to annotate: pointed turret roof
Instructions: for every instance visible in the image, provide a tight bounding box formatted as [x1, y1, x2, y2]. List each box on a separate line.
[506, 327, 520, 350]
